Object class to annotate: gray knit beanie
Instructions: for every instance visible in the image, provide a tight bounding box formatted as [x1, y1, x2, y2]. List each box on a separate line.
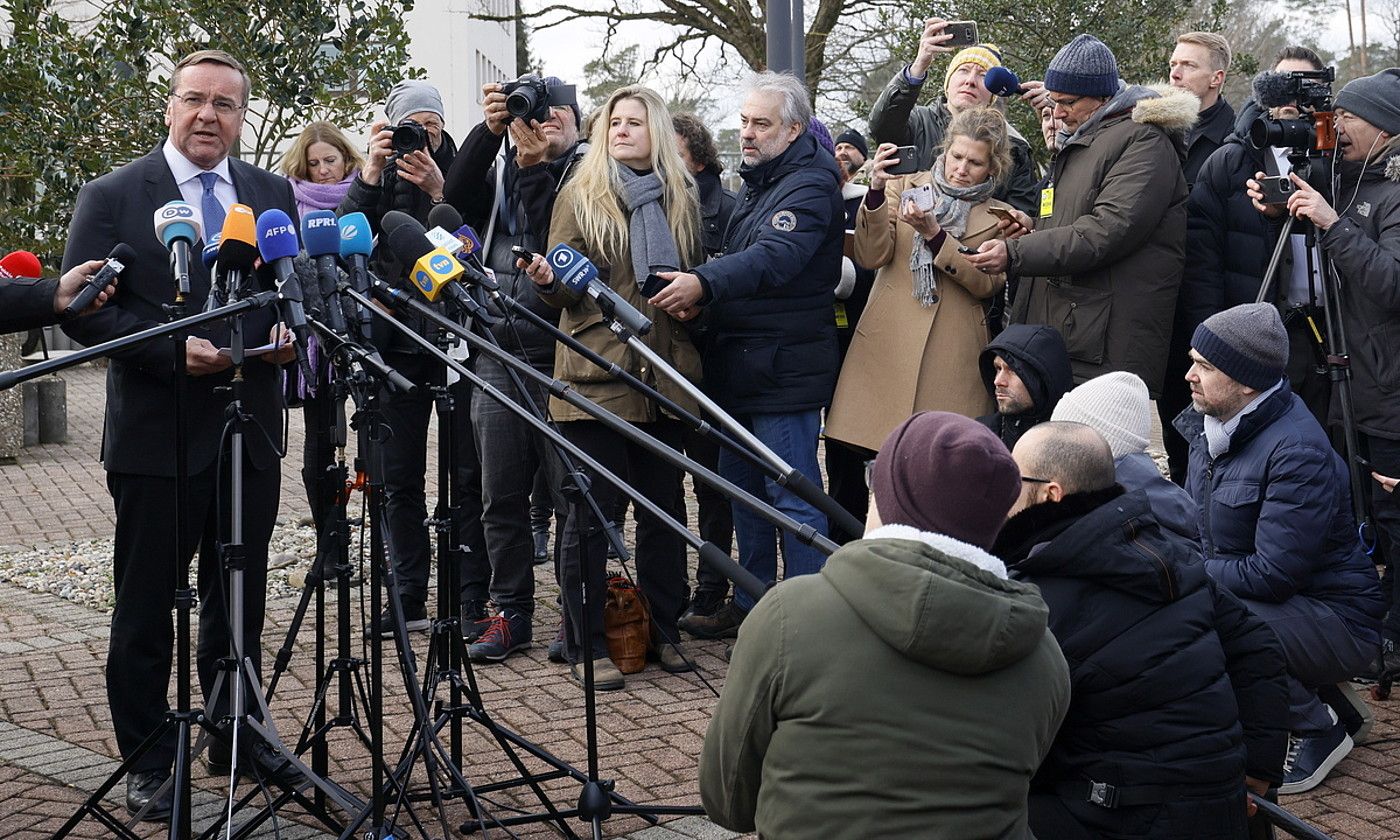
[1191, 303, 1289, 391]
[1045, 34, 1120, 98]
[1334, 68, 1400, 136]
[386, 80, 445, 124]
[1051, 372, 1151, 460]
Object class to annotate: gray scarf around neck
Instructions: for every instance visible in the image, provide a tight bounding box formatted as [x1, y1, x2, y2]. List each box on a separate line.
[618, 167, 680, 289]
[909, 158, 998, 306]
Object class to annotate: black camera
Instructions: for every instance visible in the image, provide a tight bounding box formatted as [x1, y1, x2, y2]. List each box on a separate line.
[501, 74, 577, 124]
[391, 118, 429, 155]
[1249, 68, 1336, 156]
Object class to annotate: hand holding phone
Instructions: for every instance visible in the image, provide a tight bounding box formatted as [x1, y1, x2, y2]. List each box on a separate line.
[888, 145, 920, 176]
[1256, 175, 1296, 206]
[900, 183, 935, 212]
[942, 21, 979, 48]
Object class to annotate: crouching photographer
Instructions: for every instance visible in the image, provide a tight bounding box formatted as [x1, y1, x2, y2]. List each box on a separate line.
[1246, 68, 1400, 666]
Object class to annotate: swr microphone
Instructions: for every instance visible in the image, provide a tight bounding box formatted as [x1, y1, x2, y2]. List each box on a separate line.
[546, 243, 652, 335]
[154, 201, 202, 296]
[301, 210, 347, 334]
[255, 209, 313, 374]
[210, 203, 258, 309]
[984, 66, 1026, 97]
[337, 211, 375, 335]
[62, 243, 135, 318]
[0, 251, 42, 279]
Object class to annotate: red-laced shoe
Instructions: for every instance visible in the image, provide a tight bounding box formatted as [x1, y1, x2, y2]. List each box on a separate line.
[467, 609, 532, 662]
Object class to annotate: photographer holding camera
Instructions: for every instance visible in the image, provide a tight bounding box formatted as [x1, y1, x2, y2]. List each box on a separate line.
[440, 74, 585, 663]
[338, 80, 489, 639]
[1245, 68, 1400, 672]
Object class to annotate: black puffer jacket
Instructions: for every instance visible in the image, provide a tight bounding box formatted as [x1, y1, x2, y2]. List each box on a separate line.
[976, 324, 1073, 450]
[996, 486, 1289, 839]
[694, 132, 842, 414]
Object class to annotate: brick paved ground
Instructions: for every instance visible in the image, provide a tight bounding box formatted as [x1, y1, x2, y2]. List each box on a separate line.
[0, 363, 1397, 839]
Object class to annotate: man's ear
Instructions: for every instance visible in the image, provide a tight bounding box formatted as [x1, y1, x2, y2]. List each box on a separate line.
[1045, 481, 1066, 503]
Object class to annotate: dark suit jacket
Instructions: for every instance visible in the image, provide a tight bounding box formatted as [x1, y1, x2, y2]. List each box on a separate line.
[61, 147, 298, 477]
[0, 277, 60, 333]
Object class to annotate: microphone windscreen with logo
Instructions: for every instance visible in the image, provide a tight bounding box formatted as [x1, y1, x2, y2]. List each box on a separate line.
[255, 209, 300, 263]
[0, 250, 43, 279]
[154, 201, 202, 249]
[338, 212, 374, 260]
[984, 66, 1024, 97]
[216, 204, 259, 273]
[546, 243, 601, 292]
[301, 211, 341, 257]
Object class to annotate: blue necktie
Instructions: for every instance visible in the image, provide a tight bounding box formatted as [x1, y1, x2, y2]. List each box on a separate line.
[199, 171, 225, 243]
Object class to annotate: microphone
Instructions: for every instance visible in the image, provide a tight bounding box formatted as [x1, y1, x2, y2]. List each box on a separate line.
[301, 210, 348, 334]
[0, 250, 43, 279]
[382, 223, 480, 313]
[154, 201, 202, 296]
[546, 243, 652, 336]
[210, 203, 259, 309]
[422, 205, 499, 291]
[255, 209, 314, 371]
[337, 211, 375, 336]
[380, 210, 419, 236]
[984, 66, 1026, 97]
[1253, 71, 1299, 109]
[62, 243, 135, 318]
[201, 240, 220, 269]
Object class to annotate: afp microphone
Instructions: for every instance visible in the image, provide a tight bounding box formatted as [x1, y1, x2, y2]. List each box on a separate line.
[154, 201, 202, 295]
[984, 66, 1026, 97]
[255, 209, 314, 359]
[62, 243, 135, 318]
[300, 210, 348, 334]
[546, 243, 652, 336]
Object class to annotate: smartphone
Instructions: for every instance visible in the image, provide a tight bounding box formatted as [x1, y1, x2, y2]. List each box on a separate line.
[987, 207, 1017, 223]
[1257, 174, 1296, 205]
[943, 21, 979, 48]
[900, 183, 935, 212]
[887, 145, 920, 176]
[640, 273, 671, 298]
[957, 245, 979, 255]
[510, 245, 537, 263]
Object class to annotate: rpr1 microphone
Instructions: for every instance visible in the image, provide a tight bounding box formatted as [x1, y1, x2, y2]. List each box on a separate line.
[255, 209, 313, 369]
[0, 251, 43, 279]
[210, 203, 259, 309]
[62, 243, 135, 318]
[301, 210, 348, 335]
[546, 243, 652, 336]
[154, 201, 202, 296]
[984, 66, 1026, 97]
[337, 211, 375, 336]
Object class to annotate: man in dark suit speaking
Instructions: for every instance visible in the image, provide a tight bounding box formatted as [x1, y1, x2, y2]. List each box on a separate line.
[61, 49, 298, 820]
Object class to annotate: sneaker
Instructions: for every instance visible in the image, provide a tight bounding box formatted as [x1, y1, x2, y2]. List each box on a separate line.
[1280, 712, 1353, 794]
[461, 599, 492, 642]
[679, 599, 745, 639]
[547, 622, 567, 663]
[570, 657, 624, 691]
[468, 610, 532, 662]
[532, 527, 550, 565]
[368, 600, 430, 639]
[655, 641, 693, 673]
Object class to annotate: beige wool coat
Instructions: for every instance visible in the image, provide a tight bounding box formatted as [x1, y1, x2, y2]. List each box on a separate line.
[825, 171, 1007, 452]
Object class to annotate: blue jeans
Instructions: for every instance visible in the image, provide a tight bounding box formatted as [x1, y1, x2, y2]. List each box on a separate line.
[720, 410, 829, 611]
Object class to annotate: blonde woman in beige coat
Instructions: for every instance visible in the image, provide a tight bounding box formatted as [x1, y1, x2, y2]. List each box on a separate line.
[826, 107, 1013, 454]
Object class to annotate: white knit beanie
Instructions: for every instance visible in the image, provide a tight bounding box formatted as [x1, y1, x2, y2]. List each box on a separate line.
[1051, 371, 1151, 460]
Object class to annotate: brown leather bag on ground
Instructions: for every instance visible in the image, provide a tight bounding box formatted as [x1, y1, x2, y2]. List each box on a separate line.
[604, 572, 651, 674]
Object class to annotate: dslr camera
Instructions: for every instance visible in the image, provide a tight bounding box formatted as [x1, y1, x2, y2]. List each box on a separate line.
[501, 73, 577, 124]
[1249, 68, 1337, 158]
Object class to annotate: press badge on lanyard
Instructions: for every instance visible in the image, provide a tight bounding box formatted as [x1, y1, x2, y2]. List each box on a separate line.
[1040, 183, 1054, 219]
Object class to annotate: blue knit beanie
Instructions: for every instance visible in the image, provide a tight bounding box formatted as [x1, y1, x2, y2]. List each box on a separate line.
[1045, 35, 1120, 98]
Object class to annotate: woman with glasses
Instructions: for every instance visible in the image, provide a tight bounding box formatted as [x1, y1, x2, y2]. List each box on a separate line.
[520, 85, 702, 690]
[825, 107, 1013, 459]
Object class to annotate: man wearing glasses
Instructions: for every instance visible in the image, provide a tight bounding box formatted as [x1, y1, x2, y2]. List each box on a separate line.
[966, 34, 1198, 407]
[61, 49, 299, 820]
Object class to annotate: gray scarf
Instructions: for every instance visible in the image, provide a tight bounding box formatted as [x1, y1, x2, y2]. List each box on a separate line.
[618, 167, 680, 289]
[909, 158, 997, 306]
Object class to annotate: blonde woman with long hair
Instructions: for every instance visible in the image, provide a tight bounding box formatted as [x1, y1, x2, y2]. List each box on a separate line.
[522, 85, 702, 689]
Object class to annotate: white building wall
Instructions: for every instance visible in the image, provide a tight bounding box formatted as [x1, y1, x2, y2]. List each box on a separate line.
[404, 0, 517, 141]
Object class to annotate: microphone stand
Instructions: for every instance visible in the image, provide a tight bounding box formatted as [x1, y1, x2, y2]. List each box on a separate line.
[43, 290, 280, 840]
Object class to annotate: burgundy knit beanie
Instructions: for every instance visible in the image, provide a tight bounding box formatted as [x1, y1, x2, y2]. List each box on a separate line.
[871, 411, 1022, 549]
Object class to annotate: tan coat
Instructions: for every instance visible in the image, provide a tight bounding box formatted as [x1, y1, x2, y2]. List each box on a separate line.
[538, 182, 703, 423]
[825, 171, 1007, 452]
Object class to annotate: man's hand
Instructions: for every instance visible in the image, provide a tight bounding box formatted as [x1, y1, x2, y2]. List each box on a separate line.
[1245, 776, 1271, 818]
[482, 83, 510, 135]
[649, 271, 704, 321]
[53, 259, 111, 316]
[964, 239, 1009, 274]
[186, 336, 232, 376]
[1018, 79, 1048, 111]
[360, 121, 393, 184]
[1374, 471, 1399, 494]
[395, 148, 446, 202]
[898, 198, 942, 240]
[996, 207, 1035, 239]
[1286, 172, 1339, 230]
[265, 324, 297, 365]
[1245, 171, 1288, 219]
[509, 118, 551, 168]
[909, 19, 954, 79]
[518, 252, 555, 287]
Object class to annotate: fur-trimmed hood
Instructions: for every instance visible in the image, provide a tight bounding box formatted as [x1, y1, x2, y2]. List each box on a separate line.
[1061, 82, 1199, 148]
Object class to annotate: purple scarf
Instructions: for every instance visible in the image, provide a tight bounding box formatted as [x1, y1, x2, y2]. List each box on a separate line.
[289, 172, 357, 219]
